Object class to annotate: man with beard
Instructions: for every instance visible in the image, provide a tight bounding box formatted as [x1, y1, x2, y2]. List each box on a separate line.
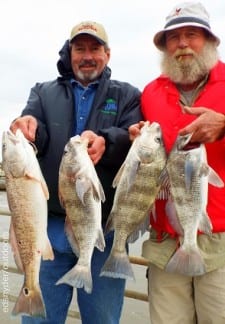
[129, 2, 225, 324]
[9, 21, 142, 324]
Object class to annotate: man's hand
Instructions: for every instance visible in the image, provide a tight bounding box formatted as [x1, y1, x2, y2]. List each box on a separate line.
[179, 106, 225, 143]
[81, 130, 105, 165]
[128, 121, 145, 141]
[10, 115, 38, 142]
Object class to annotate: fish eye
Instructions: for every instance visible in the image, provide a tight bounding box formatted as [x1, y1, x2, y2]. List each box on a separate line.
[155, 136, 161, 144]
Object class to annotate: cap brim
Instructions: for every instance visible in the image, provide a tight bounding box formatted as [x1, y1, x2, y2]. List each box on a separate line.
[70, 32, 106, 45]
[153, 23, 220, 51]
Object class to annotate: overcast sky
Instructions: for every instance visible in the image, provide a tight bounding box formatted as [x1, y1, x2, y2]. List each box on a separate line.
[1, 0, 225, 160]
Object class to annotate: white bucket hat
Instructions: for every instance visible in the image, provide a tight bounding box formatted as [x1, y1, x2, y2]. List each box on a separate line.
[153, 1, 220, 51]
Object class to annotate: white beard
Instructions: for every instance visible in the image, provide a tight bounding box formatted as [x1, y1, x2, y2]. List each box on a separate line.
[160, 42, 219, 85]
[76, 70, 99, 84]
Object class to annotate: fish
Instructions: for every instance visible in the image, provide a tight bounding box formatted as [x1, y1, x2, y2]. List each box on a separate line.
[100, 121, 167, 280]
[56, 135, 105, 293]
[2, 129, 54, 318]
[164, 133, 224, 276]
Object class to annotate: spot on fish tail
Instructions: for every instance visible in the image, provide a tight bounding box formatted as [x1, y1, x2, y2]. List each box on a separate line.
[23, 287, 30, 296]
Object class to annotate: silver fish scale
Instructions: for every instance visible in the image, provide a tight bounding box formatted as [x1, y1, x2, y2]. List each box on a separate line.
[59, 175, 99, 252]
[167, 151, 203, 228]
[165, 137, 215, 276]
[113, 122, 167, 235]
[56, 135, 105, 293]
[114, 160, 165, 234]
[100, 122, 167, 280]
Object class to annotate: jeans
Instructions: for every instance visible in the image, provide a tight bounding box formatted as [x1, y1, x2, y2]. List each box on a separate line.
[22, 215, 126, 324]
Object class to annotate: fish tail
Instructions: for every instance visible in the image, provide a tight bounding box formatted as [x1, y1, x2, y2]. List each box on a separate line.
[100, 251, 135, 280]
[165, 246, 205, 276]
[56, 264, 92, 294]
[12, 284, 46, 318]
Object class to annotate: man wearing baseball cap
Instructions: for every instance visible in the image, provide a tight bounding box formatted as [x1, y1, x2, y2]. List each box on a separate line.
[70, 21, 109, 45]
[130, 1, 225, 323]
[10, 20, 142, 324]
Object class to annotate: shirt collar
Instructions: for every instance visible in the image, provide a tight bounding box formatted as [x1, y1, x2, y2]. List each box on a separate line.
[70, 78, 99, 89]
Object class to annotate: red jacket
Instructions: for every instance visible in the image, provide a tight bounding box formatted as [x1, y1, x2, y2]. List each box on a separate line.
[141, 60, 225, 238]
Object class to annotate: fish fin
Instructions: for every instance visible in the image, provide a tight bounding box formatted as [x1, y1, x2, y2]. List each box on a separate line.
[112, 158, 140, 192]
[184, 159, 195, 190]
[76, 177, 91, 204]
[24, 170, 49, 200]
[208, 166, 224, 188]
[6, 196, 13, 214]
[158, 167, 169, 187]
[100, 184, 106, 202]
[158, 168, 171, 199]
[96, 181, 105, 202]
[199, 162, 210, 177]
[100, 251, 135, 280]
[91, 179, 105, 202]
[127, 214, 149, 243]
[157, 187, 169, 200]
[40, 177, 49, 200]
[24, 172, 38, 181]
[42, 237, 54, 261]
[125, 160, 141, 191]
[112, 163, 126, 187]
[64, 216, 79, 256]
[95, 229, 105, 252]
[12, 283, 46, 318]
[56, 264, 92, 294]
[9, 221, 24, 273]
[165, 245, 205, 276]
[104, 212, 114, 235]
[165, 196, 183, 235]
[58, 190, 65, 209]
[127, 228, 140, 243]
[198, 211, 212, 235]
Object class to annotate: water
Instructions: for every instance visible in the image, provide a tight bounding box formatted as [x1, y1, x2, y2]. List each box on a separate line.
[0, 190, 150, 323]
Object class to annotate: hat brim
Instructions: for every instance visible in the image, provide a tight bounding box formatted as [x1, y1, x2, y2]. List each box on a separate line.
[70, 32, 106, 45]
[153, 22, 220, 51]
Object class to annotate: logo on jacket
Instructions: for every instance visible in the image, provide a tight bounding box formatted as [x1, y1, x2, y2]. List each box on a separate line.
[101, 99, 118, 115]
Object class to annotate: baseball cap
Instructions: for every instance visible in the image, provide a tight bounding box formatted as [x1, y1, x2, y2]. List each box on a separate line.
[70, 21, 109, 45]
[153, 1, 220, 51]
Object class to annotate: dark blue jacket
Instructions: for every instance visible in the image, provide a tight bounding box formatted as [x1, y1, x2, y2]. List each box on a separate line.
[21, 40, 142, 225]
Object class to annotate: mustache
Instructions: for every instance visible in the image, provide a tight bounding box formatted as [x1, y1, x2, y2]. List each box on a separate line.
[173, 49, 195, 58]
[79, 60, 97, 68]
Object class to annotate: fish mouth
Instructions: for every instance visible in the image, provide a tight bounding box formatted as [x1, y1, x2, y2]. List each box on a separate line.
[182, 142, 201, 151]
[140, 144, 153, 150]
[177, 133, 199, 151]
[4, 130, 19, 143]
[3, 130, 38, 154]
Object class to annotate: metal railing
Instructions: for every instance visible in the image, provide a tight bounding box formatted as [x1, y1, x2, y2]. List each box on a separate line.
[0, 206, 149, 320]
